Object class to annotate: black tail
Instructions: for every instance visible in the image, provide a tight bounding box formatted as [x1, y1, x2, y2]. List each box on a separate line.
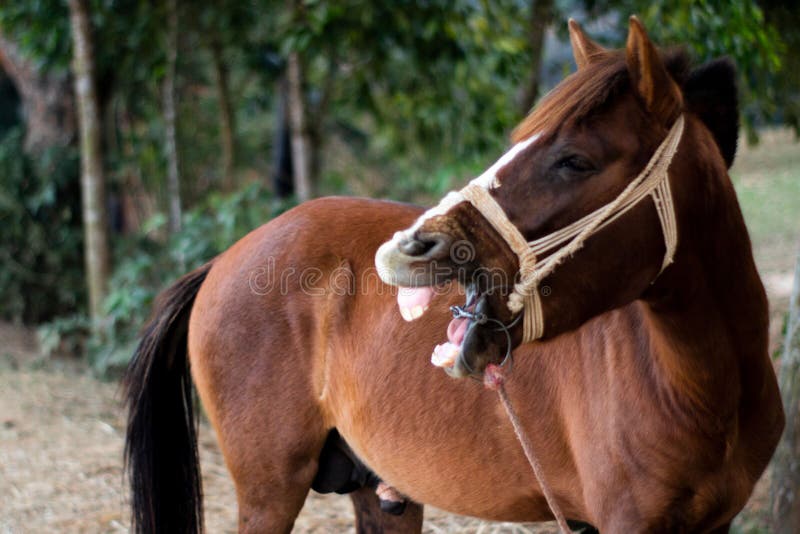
[124, 262, 213, 534]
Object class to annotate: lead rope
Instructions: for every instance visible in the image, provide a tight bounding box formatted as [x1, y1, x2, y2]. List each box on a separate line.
[483, 364, 571, 534]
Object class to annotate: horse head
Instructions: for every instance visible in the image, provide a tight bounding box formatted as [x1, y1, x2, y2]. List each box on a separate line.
[376, 17, 738, 377]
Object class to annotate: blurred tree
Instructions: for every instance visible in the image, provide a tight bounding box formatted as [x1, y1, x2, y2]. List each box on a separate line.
[0, 0, 795, 331]
[286, 49, 313, 201]
[0, 128, 84, 323]
[271, 76, 295, 199]
[209, 33, 236, 190]
[193, 0, 252, 190]
[773, 251, 800, 532]
[0, 69, 20, 134]
[760, 0, 799, 136]
[270, 0, 529, 197]
[68, 0, 109, 325]
[518, 0, 555, 114]
[0, 8, 84, 324]
[162, 0, 181, 233]
[0, 32, 74, 153]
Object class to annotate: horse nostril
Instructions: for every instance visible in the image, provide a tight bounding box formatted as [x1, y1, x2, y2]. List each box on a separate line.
[398, 237, 435, 257]
[397, 232, 452, 259]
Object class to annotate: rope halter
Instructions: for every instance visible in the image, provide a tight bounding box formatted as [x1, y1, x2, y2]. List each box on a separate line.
[411, 114, 685, 343]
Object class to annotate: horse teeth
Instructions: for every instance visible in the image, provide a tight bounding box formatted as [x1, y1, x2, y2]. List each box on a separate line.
[431, 343, 459, 368]
[400, 305, 427, 321]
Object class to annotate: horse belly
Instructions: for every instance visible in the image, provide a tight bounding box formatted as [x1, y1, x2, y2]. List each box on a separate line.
[326, 328, 574, 522]
[339, 413, 555, 521]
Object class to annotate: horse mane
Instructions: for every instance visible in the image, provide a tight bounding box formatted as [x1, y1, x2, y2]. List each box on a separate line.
[512, 49, 693, 143]
[511, 48, 739, 168]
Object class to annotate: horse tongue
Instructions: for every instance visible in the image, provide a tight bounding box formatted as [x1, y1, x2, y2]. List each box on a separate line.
[397, 286, 435, 322]
[447, 316, 469, 346]
[431, 310, 468, 369]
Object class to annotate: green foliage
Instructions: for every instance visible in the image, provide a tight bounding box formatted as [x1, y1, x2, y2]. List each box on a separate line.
[636, 0, 783, 137]
[0, 1, 164, 83]
[1, 0, 797, 376]
[0, 0, 70, 70]
[761, 0, 800, 136]
[37, 314, 90, 358]
[576, 0, 786, 138]
[90, 182, 292, 376]
[1, 0, 183, 199]
[0, 127, 85, 323]
[277, 0, 530, 160]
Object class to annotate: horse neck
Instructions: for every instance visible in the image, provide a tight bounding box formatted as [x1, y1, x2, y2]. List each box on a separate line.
[641, 128, 768, 420]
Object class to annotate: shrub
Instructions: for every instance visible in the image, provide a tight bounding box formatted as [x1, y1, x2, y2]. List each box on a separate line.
[0, 127, 85, 323]
[90, 182, 292, 377]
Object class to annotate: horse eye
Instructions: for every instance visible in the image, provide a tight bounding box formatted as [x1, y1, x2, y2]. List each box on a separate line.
[556, 155, 595, 173]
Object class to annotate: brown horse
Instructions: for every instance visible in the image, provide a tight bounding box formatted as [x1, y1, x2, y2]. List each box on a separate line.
[124, 18, 784, 533]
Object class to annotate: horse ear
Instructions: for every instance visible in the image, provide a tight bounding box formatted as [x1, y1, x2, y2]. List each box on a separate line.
[568, 18, 605, 69]
[625, 16, 682, 125]
[684, 57, 739, 168]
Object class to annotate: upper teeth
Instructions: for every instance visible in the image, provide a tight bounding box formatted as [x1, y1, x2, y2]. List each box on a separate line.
[400, 305, 427, 322]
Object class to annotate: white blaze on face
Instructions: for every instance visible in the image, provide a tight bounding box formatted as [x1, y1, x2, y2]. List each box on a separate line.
[401, 133, 542, 240]
[381, 133, 542, 338]
[469, 133, 541, 189]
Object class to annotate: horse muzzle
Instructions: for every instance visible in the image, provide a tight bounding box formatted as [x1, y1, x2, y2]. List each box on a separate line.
[375, 231, 456, 287]
[443, 291, 517, 378]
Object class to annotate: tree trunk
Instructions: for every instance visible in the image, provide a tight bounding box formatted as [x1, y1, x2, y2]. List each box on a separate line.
[0, 32, 75, 154]
[271, 76, 294, 199]
[210, 36, 236, 191]
[163, 0, 182, 233]
[68, 0, 109, 325]
[286, 51, 313, 202]
[518, 0, 555, 115]
[306, 51, 336, 192]
[773, 250, 800, 532]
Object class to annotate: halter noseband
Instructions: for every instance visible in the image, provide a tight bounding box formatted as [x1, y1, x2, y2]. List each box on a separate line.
[412, 115, 685, 343]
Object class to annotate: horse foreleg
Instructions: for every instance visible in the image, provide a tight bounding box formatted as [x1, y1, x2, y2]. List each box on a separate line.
[350, 486, 423, 534]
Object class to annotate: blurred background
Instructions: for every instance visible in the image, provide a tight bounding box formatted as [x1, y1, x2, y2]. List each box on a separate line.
[0, 1, 797, 532]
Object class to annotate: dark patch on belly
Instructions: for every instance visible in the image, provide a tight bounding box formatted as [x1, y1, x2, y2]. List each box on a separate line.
[312, 429, 377, 494]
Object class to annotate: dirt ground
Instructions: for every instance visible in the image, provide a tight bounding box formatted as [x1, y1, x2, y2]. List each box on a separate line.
[0, 321, 568, 534]
[2, 130, 797, 533]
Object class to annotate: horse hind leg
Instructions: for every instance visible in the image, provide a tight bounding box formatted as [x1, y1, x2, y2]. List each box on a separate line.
[193, 359, 328, 533]
[350, 486, 424, 534]
[227, 432, 325, 534]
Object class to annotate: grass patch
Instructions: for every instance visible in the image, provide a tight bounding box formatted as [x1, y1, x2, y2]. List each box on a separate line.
[731, 128, 800, 274]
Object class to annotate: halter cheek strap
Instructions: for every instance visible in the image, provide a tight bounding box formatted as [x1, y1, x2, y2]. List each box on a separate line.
[443, 115, 685, 342]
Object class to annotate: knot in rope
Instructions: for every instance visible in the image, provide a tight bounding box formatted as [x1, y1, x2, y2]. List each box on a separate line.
[483, 363, 506, 390]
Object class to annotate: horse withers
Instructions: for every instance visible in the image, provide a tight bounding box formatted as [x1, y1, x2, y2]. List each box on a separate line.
[125, 17, 784, 533]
